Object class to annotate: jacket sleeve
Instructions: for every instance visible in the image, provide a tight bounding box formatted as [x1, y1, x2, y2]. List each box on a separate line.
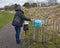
[19, 12, 31, 21]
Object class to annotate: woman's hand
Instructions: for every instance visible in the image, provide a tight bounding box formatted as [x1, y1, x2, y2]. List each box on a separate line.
[31, 19, 34, 22]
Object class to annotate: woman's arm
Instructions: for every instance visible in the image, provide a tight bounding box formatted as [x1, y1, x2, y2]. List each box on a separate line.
[19, 12, 31, 21]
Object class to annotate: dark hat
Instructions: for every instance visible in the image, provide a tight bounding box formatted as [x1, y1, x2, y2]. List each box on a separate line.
[15, 6, 21, 11]
[15, 7, 20, 11]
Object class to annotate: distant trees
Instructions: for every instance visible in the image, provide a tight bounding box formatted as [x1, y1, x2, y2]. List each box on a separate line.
[0, 8, 4, 10]
[0, 0, 59, 11]
[48, 0, 57, 5]
[4, 4, 21, 10]
[4, 5, 14, 10]
[23, 2, 37, 8]
[23, 2, 31, 8]
[23, 0, 58, 8]
[31, 3, 37, 7]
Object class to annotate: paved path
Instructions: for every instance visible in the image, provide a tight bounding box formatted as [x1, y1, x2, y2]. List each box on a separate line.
[0, 22, 22, 48]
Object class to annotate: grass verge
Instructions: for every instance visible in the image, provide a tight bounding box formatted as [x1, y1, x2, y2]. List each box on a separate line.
[0, 11, 13, 28]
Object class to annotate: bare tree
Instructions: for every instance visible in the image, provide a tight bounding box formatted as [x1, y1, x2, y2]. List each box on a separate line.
[36, 1, 40, 7]
[48, 0, 57, 5]
[27, 0, 34, 5]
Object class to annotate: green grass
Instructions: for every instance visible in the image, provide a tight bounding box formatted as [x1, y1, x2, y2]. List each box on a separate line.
[0, 11, 13, 28]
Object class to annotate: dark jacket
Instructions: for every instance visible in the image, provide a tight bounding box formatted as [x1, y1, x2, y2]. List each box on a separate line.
[12, 8, 31, 26]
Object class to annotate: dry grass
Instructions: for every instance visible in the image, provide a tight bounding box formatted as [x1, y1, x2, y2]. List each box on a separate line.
[23, 5, 60, 48]
[28, 5, 60, 20]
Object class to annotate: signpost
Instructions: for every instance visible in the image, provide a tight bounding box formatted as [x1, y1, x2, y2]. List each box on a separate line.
[33, 19, 45, 42]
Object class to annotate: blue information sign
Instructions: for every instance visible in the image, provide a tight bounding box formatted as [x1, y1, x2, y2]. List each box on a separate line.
[33, 19, 45, 27]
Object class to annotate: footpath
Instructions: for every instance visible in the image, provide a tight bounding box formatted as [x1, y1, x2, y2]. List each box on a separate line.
[0, 22, 22, 48]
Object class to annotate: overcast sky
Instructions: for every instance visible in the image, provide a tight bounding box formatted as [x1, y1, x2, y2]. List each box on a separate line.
[0, 0, 60, 8]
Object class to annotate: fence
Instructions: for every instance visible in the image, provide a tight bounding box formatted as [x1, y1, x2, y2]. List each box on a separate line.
[31, 18, 60, 48]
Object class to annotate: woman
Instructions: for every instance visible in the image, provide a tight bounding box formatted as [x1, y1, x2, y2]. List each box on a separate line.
[12, 7, 32, 44]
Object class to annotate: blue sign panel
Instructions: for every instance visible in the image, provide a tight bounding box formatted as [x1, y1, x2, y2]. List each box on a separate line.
[33, 19, 45, 27]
